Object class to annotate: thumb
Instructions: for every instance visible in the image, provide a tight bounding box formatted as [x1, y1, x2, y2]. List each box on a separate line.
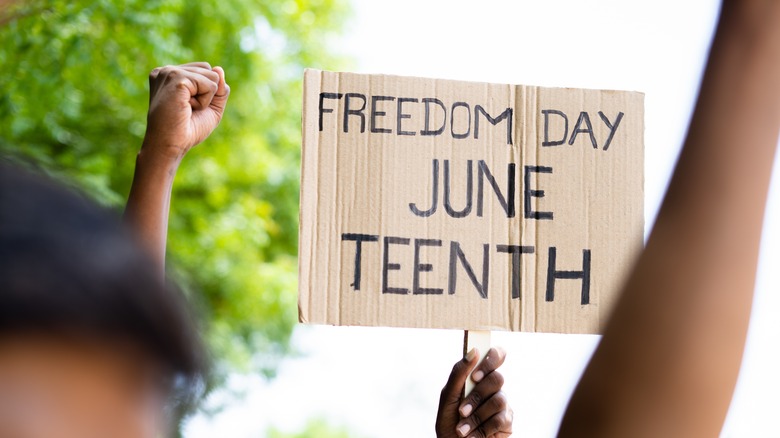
[441, 348, 479, 406]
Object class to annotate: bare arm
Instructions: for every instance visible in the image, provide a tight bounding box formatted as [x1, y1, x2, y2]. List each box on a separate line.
[560, 3, 780, 436]
[124, 62, 229, 274]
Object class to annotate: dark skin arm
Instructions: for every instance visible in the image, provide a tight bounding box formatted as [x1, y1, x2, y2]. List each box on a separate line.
[124, 62, 230, 274]
[560, 2, 780, 436]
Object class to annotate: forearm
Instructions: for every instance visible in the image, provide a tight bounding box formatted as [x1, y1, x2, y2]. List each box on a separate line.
[124, 62, 227, 276]
[561, 5, 780, 437]
[124, 142, 180, 275]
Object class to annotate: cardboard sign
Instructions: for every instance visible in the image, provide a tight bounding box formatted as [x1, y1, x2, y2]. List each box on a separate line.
[298, 70, 643, 334]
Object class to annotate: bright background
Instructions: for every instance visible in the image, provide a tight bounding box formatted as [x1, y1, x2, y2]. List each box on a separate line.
[186, 0, 780, 437]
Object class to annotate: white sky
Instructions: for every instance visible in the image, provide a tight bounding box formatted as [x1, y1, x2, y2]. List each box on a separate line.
[187, 1, 780, 436]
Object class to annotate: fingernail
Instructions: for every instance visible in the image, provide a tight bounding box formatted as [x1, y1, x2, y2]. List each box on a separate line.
[459, 403, 473, 417]
[472, 370, 484, 382]
[465, 348, 477, 361]
[457, 423, 471, 437]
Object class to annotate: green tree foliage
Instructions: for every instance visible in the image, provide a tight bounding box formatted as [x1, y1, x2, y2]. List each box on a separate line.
[0, 0, 349, 378]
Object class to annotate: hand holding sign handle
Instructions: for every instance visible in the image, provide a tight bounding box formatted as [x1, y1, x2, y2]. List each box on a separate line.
[436, 340, 512, 438]
[463, 330, 492, 396]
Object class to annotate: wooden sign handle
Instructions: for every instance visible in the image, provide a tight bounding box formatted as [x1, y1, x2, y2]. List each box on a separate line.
[463, 330, 492, 396]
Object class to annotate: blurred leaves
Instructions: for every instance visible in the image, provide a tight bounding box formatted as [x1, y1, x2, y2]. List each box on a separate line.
[0, 0, 349, 387]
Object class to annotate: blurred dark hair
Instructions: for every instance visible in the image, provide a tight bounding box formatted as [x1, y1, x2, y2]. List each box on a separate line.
[0, 160, 208, 408]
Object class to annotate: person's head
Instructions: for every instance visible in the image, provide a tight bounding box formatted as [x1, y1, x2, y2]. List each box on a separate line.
[0, 162, 207, 438]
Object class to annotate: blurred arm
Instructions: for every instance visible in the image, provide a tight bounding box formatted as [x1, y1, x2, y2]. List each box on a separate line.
[560, 2, 780, 436]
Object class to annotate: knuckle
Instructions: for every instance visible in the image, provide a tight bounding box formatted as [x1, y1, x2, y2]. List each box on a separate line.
[493, 391, 508, 409]
[479, 419, 500, 437]
[500, 413, 514, 433]
[491, 371, 505, 387]
[503, 410, 514, 431]
[495, 411, 509, 427]
[452, 358, 468, 375]
[469, 390, 483, 407]
[161, 65, 179, 77]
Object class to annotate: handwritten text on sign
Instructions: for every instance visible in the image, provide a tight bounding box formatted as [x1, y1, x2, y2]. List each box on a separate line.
[298, 71, 644, 333]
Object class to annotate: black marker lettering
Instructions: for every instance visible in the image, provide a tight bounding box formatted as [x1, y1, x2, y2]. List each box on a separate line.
[343, 93, 366, 133]
[598, 111, 624, 151]
[319, 92, 343, 131]
[448, 241, 490, 298]
[444, 159, 473, 218]
[542, 109, 568, 146]
[382, 236, 410, 294]
[341, 233, 379, 290]
[421, 98, 446, 136]
[496, 245, 534, 299]
[475, 106, 513, 145]
[545, 247, 592, 305]
[413, 239, 443, 295]
[569, 111, 598, 149]
[450, 102, 471, 139]
[370, 95, 395, 134]
[524, 165, 554, 220]
[477, 160, 516, 218]
[410, 159, 440, 217]
[397, 97, 418, 136]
